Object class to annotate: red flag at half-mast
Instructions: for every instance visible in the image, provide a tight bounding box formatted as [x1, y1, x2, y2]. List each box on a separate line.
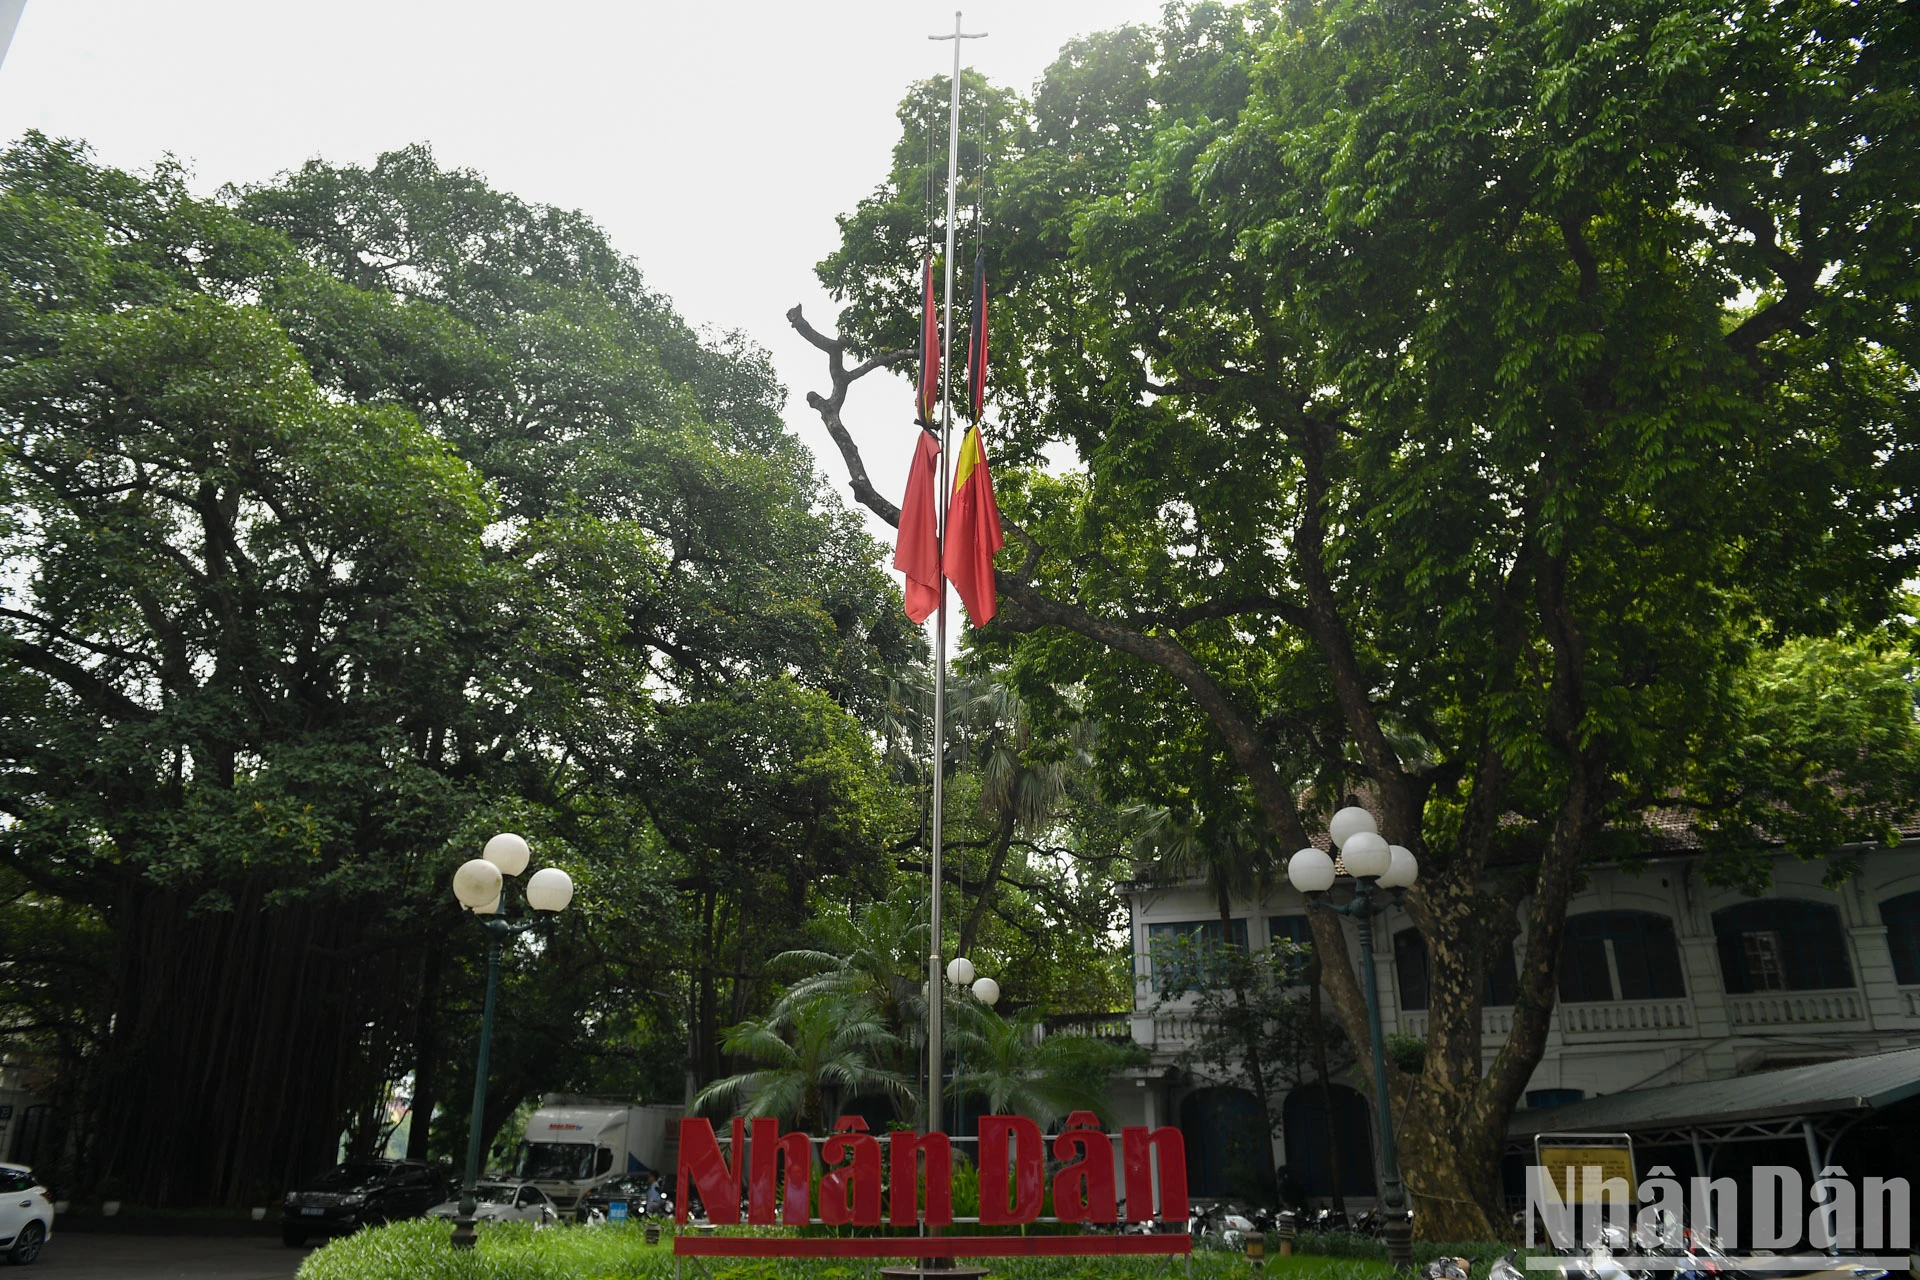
[966, 247, 988, 422]
[916, 257, 939, 427]
[894, 428, 941, 624]
[945, 424, 1004, 626]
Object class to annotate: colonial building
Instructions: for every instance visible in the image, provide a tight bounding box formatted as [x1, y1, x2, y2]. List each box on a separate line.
[1073, 844, 1920, 1209]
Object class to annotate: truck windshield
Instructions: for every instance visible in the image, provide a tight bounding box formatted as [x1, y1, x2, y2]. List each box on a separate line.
[516, 1142, 594, 1180]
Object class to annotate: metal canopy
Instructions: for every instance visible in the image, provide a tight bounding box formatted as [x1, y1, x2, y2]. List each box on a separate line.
[1505, 1046, 1920, 1151]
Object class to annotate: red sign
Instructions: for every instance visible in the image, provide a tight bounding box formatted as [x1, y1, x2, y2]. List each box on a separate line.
[674, 1112, 1188, 1229]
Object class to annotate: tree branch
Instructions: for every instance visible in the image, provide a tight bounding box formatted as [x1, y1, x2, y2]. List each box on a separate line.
[787, 305, 912, 526]
[1722, 202, 1821, 359]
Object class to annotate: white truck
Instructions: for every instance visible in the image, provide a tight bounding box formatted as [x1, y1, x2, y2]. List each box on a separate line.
[512, 1097, 682, 1208]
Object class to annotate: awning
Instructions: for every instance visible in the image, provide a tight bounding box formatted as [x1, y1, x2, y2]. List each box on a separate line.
[1506, 1046, 1920, 1149]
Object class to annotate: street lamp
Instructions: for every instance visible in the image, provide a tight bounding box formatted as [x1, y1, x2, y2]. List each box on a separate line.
[448, 833, 573, 1249]
[1287, 806, 1418, 1270]
[945, 959, 999, 1140]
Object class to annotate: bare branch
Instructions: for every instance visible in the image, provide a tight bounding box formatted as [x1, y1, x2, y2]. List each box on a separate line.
[787, 305, 912, 527]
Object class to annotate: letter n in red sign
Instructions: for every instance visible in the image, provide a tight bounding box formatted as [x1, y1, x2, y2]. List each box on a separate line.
[979, 1116, 1044, 1224]
[1122, 1125, 1188, 1223]
[748, 1118, 812, 1225]
[889, 1130, 953, 1226]
[819, 1117, 882, 1226]
[1052, 1111, 1117, 1223]
[677, 1118, 743, 1224]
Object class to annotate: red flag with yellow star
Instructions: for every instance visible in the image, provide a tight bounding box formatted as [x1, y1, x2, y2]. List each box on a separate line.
[944, 424, 1003, 625]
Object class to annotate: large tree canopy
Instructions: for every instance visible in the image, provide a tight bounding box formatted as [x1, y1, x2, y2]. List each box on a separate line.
[0, 135, 916, 1204]
[0, 134, 1143, 1206]
[801, 0, 1920, 1235]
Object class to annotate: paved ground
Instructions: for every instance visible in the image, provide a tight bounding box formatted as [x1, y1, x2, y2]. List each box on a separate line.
[30, 1232, 315, 1278]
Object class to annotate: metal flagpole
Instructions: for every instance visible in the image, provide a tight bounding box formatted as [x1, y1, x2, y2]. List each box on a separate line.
[925, 8, 983, 1155]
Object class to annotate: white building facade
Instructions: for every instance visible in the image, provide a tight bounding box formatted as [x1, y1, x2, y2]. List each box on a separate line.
[1072, 845, 1920, 1206]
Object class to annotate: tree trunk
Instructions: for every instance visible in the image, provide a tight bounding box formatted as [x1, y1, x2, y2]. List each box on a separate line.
[91, 877, 412, 1206]
[1218, 881, 1279, 1206]
[405, 947, 443, 1162]
[957, 809, 1017, 960]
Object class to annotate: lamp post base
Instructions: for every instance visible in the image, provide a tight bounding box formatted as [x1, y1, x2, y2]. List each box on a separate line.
[449, 1211, 478, 1250]
[1381, 1211, 1413, 1271]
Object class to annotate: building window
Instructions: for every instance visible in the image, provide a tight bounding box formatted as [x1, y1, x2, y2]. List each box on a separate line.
[1558, 912, 1686, 1003]
[1392, 929, 1517, 1012]
[1147, 918, 1249, 992]
[1881, 891, 1920, 986]
[1713, 899, 1854, 993]
[1527, 1088, 1584, 1110]
[1269, 915, 1312, 951]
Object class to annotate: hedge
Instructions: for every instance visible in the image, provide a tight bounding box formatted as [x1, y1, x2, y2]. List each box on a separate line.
[295, 1220, 1403, 1280]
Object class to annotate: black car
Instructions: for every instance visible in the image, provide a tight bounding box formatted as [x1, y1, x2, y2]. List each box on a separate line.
[280, 1159, 450, 1246]
[574, 1170, 666, 1223]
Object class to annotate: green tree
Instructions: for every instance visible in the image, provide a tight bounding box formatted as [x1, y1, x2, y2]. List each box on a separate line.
[692, 999, 911, 1134]
[949, 1005, 1142, 1128]
[796, 0, 1920, 1236]
[774, 885, 930, 1065]
[1151, 934, 1352, 1206]
[0, 134, 918, 1205]
[643, 678, 901, 1091]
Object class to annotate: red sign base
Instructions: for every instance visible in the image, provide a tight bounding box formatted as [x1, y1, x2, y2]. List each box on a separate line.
[672, 1234, 1192, 1258]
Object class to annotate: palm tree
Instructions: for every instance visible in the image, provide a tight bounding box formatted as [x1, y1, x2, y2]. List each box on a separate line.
[948, 1005, 1140, 1128]
[772, 886, 929, 1053]
[692, 998, 911, 1133]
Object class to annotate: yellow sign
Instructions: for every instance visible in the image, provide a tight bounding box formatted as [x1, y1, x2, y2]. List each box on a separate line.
[1535, 1145, 1636, 1202]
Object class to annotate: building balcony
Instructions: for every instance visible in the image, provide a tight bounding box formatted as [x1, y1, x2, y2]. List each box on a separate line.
[1395, 1008, 1514, 1040]
[1041, 1013, 1134, 1043]
[1726, 989, 1867, 1028]
[1557, 997, 1693, 1038]
[1146, 1014, 1201, 1049]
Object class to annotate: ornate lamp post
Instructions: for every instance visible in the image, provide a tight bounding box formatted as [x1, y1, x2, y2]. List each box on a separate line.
[447, 833, 573, 1249]
[1287, 807, 1419, 1270]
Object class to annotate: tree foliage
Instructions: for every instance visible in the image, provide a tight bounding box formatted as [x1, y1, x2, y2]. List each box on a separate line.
[801, 0, 1920, 1237]
[0, 133, 1145, 1205]
[0, 135, 912, 1204]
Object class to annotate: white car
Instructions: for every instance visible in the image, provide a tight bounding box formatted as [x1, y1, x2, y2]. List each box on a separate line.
[425, 1181, 558, 1226]
[0, 1163, 53, 1265]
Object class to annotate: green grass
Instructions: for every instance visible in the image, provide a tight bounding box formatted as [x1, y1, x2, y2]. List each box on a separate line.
[295, 1220, 1404, 1280]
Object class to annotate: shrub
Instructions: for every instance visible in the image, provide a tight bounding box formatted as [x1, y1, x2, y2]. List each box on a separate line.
[299, 1219, 1405, 1280]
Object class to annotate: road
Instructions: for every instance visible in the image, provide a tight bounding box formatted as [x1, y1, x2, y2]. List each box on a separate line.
[31, 1233, 315, 1279]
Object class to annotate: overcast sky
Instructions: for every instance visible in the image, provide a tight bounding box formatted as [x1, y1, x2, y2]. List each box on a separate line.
[0, 1, 1161, 551]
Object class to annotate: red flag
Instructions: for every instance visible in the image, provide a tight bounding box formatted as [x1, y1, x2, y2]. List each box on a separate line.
[894, 428, 941, 623]
[916, 257, 939, 427]
[966, 247, 988, 422]
[945, 424, 1004, 626]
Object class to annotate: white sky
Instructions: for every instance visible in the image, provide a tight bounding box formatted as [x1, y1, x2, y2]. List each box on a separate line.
[0, 2, 1161, 553]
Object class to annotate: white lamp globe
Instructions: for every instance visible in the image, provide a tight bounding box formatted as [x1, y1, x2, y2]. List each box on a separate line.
[947, 956, 975, 987]
[526, 866, 574, 913]
[483, 832, 531, 877]
[1379, 845, 1419, 889]
[1328, 806, 1379, 849]
[1287, 847, 1337, 894]
[1342, 831, 1392, 880]
[453, 858, 503, 912]
[971, 976, 1000, 1006]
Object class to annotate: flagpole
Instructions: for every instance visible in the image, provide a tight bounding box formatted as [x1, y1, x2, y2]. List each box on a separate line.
[926, 8, 983, 1158]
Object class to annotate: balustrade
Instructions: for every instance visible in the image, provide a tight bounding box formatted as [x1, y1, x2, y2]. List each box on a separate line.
[1557, 998, 1693, 1036]
[1726, 990, 1864, 1027]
